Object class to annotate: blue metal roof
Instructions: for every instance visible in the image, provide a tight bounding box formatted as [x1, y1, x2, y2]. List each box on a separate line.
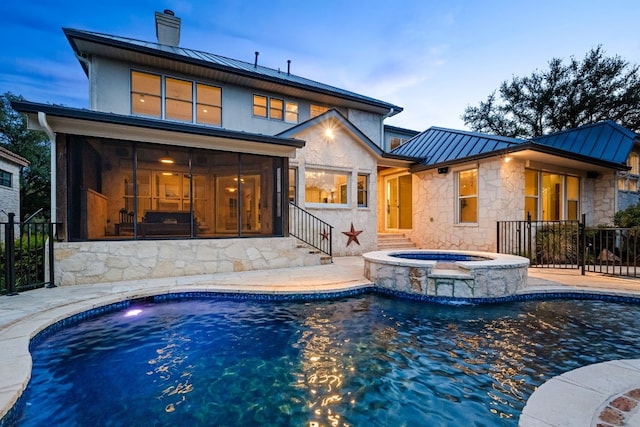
[63, 28, 403, 114]
[391, 126, 524, 166]
[531, 120, 637, 165]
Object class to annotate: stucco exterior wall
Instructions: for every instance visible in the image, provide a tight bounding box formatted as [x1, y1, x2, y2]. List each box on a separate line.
[347, 109, 382, 148]
[291, 124, 378, 256]
[408, 158, 524, 251]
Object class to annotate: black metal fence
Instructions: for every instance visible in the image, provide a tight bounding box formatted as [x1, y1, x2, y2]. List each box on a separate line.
[288, 203, 332, 257]
[1, 212, 59, 295]
[497, 215, 582, 269]
[498, 215, 640, 278]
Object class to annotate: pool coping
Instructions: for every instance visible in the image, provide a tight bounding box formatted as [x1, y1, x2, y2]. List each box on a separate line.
[1, 256, 640, 426]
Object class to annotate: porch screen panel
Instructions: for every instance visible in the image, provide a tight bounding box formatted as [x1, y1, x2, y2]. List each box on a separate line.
[524, 169, 538, 220]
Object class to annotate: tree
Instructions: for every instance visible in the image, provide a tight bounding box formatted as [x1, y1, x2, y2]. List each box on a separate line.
[0, 92, 50, 220]
[462, 46, 640, 138]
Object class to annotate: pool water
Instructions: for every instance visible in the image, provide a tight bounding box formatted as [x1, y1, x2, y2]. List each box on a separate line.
[12, 294, 640, 426]
[389, 252, 491, 261]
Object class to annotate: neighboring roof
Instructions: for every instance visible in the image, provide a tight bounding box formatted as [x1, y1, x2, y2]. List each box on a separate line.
[11, 101, 305, 151]
[63, 28, 403, 116]
[276, 109, 417, 164]
[531, 120, 638, 165]
[392, 126, 524, 167]
[0, 145, 29, 167]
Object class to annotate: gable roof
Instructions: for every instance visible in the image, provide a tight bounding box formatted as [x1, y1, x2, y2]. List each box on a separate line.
[531, 120, 637, 165]
[63, 28, 403, 116]
[392, 126, 524, 167]
[277, 109, 416, 165]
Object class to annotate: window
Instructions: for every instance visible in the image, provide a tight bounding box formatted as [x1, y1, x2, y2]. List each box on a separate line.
[131, 71, 222, 126]
[285, 102, 299, 123]
[357, 174, 368, 207]
[165, 77, 193, 122]
[526, 170, 581, 220]
[567, 176, 579, 220]
[0, 169, 11, 188]
[253, 94, 298, 123]
[310, 104, 329, 118]
[289, 168, 297, 203]
[305, 170, 348, 204]
[269, 98, 283, 120]
[131, 71, 161, 118]
[390, 137, 408, 150]
[457, 169, 477, 223]
[524, 169, 538, 220]
[630, 153, 640, 175]
[196, 83, 222, 126]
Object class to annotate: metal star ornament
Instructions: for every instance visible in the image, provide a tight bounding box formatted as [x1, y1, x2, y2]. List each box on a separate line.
[342, 223, 362, 246]
[320, 228, 330, 240]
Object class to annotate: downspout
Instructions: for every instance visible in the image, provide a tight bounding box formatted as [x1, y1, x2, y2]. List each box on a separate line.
[381, 108, 395, 151]
[37, 112, 56, 223]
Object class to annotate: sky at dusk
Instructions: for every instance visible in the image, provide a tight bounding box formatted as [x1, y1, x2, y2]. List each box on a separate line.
[1, 0, 639, 132]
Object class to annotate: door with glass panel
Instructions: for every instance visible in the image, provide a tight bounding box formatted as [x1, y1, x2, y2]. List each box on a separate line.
[385, 175, 412, 230]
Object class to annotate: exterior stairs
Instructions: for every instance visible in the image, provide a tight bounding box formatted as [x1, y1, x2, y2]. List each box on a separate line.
[377, 233, 417, 250]
[296, 242, 333, 265]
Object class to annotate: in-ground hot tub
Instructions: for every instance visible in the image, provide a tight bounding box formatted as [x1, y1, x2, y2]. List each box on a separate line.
[363, 250, 530, 300]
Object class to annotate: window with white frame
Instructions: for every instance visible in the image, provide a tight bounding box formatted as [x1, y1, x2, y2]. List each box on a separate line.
[457, 168, 478, 223]
[253, 94, 298, 123]
[305, 169, 348, 204]
[390, 137, 408, 150]
[357, 174, 368, 207]
[310, 104, 329, 118]
[131, 70, 222, 126]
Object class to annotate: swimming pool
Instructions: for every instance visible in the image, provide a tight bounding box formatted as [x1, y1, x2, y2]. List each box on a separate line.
[8, 293, 640, 426]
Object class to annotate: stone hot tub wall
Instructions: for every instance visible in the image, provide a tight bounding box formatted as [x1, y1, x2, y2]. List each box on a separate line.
[53, 237, 322, 286]
[363, 250, 529, 299]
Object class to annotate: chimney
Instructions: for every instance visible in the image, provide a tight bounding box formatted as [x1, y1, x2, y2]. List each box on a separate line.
[254, 51, 259, 68]
[155, 10, 181, 47]
[287, 60, 291, 75]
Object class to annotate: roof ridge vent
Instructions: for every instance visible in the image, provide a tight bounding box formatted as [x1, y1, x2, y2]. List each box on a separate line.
[155, 10, 181, 47]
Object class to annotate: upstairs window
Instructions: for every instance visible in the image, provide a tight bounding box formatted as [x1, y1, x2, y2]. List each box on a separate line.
[0, 169, 11, 188]
[390, 137, 408, 150]
[131, 71, 221, 126]
[131, 71, 161, 118]
[310, 104, 329, 118]
[253, 94, 298, 123]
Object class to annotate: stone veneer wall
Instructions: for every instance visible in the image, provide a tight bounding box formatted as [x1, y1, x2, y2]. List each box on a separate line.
[409, 158, 524, 251]
[290, 119, 378, 256]
[363, 251, 529, 299]
[590, 172, 617, 226]
[54, 237, 321, 286]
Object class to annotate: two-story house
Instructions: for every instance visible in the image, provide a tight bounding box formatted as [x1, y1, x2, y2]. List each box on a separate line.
[11, 10, 640, 286]
[11, 10, 414, 285]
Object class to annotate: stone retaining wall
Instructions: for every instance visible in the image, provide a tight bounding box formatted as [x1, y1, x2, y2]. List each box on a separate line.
[54, 237, 321, 285]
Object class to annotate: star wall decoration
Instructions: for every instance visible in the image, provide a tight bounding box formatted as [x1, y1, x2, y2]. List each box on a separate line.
[320, 228, 330, 240]
[342, 222, 362, 246]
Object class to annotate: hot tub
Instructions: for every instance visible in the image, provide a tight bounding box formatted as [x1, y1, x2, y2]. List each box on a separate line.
[363, 250, 530, 300]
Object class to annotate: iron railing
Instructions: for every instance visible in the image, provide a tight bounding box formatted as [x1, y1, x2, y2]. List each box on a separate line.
[583, 227, 640, 278]
[288, 202, 332, 257]
[1, 212, 59, 295]
[497, 215, 582, 269]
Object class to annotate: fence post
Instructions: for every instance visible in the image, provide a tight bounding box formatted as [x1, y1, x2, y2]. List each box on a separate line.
[5, 213, 17, 295]
[527, 212, 532, 263]
[46, 222, 57, 288]
[580, 213, 586, 276]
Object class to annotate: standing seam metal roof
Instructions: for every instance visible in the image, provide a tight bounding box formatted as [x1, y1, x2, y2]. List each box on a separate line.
[63, 28, 403, 113]
[391, 127, 524, 166]
[531, 120, 636, 165]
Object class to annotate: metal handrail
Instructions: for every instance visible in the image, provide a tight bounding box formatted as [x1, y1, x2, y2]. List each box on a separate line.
[288, 202, 332, 257]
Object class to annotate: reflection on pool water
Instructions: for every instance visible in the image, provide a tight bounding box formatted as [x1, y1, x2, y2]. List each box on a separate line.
[12, 294, 640, 426]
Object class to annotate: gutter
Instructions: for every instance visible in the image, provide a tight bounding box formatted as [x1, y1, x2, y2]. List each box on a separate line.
[37, 112, 56, 223]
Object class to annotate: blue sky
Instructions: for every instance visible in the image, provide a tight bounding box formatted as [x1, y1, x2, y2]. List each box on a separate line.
[1, 0, 639, 131]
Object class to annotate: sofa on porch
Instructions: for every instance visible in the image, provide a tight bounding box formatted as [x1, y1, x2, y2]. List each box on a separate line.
[138, 211, 195, 237]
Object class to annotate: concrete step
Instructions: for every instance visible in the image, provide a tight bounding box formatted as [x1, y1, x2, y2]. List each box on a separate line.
[377, 233, 416, 250]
